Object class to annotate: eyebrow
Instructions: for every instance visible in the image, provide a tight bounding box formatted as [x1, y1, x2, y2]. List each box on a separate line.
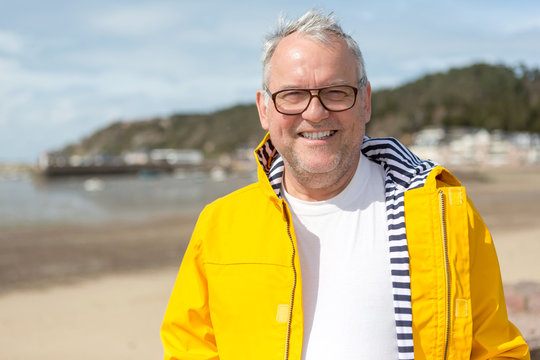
[275, 81, 353, 90]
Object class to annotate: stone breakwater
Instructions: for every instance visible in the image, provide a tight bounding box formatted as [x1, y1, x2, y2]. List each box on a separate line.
[505, 282, 540, 357]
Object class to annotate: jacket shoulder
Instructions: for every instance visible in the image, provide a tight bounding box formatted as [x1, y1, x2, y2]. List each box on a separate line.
[196, 180, 282, 233]
[192, 180, 290, 266]
[206, 181, 272, 211]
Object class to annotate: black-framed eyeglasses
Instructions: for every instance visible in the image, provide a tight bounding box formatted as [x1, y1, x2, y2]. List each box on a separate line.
[265, 84, 361, 115]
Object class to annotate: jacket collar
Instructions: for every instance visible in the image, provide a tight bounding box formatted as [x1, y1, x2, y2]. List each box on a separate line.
[254, 133, 443, 198]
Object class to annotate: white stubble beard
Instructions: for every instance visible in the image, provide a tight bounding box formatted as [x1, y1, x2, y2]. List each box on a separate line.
[281, 140, 360, 191]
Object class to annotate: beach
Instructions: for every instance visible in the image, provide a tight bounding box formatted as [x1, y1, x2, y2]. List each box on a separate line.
[1, 167, 540, 359]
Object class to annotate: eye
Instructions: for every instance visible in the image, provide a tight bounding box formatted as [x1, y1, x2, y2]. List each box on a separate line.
[278, 90, 308, 103]
[322, 87, 353, 100]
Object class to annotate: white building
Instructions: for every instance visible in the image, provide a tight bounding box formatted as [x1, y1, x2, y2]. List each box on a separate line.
[149, 149, 203, 165]
[410, 127, 540, 167]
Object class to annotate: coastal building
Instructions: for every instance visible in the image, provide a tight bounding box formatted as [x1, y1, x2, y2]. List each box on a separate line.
[409, 127, 540, 167]
[148, 149, 203, 166]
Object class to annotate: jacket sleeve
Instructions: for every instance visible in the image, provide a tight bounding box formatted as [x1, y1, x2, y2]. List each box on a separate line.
[467, 199, 530, 359]
[160, 214, 219, 360]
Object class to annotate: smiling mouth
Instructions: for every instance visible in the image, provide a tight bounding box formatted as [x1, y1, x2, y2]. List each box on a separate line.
[300, 130, 337, 140]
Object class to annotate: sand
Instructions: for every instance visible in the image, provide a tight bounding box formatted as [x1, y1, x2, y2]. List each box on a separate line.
[1, 167, 539, 359]
[0, 268, 177, 360]
[0, 215, 196, 360]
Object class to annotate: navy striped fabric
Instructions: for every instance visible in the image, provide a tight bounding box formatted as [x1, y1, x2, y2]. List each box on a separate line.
[256, 136, 437, 360]
[362, 137, 437, 360]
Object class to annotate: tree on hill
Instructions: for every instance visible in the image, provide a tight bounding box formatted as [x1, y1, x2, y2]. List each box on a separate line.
[55, 63, 540, 158]
[368, 63, 540, 139]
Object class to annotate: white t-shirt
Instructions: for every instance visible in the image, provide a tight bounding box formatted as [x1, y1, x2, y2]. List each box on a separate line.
[282, 154, 398, 359]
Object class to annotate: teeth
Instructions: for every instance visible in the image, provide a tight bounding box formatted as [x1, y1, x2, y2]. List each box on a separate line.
[301, 131, 336, 140]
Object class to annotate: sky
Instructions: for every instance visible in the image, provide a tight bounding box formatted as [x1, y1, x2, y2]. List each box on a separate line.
[1, 0, 540, 163]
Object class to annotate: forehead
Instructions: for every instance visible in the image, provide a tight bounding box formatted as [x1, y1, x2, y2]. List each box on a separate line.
[268, 33, 358, 88]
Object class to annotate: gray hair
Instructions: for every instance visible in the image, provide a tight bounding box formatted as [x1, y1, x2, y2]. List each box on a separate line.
[261, 9, 368, 90]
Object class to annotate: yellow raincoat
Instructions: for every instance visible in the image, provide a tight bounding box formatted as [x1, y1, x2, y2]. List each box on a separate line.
[161, 136, 529, 359]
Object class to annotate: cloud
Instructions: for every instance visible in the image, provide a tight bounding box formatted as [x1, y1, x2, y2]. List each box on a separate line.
[501, 18, 540, 35]
[86, 2, 180, 37]
[0, 30, 24, 54]
[2, 0, 540, 162]
[0, 46, 261, 162]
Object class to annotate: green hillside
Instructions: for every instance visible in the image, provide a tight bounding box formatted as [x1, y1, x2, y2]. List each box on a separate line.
[58, 104, 265, 158]
[55, 63, 540, 158]
[369, 63, 540, 138]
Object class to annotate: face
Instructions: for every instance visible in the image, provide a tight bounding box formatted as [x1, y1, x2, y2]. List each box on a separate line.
[256, 33, 372, 200]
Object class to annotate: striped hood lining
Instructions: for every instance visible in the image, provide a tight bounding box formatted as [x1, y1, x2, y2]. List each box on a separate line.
[362, 136, 437, 191]
[363, 137, 437, 360]
[255, 135, 438, 360]
[255, 136, 437, 196]
[255, 139, 285, 198]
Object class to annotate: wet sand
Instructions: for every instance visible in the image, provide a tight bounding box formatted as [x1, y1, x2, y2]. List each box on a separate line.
[1, 167, 540, 359]
[0, 214, 197, 295]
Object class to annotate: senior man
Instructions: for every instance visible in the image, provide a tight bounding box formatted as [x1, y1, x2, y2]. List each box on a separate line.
[161, 9, 529, 360]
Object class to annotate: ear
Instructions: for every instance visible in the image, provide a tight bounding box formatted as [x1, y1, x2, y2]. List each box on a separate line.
[362, 82, 372, 124]
[256, 90, 270, 130]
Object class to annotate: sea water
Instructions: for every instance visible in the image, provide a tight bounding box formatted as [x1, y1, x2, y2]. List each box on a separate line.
[0, 171, 256, 228]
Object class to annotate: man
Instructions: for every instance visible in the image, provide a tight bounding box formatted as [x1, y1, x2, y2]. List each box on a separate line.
[161, 9, 530, 360]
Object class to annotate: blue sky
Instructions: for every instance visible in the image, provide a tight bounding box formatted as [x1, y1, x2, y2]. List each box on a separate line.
[1, 0, 540, 163]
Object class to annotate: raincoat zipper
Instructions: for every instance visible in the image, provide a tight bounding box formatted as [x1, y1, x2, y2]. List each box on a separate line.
[439, 190, 451, 360]
[282, 201, 297, 360]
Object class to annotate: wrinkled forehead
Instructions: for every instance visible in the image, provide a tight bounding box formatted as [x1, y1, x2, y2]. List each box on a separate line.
[267, 33, 359, 88]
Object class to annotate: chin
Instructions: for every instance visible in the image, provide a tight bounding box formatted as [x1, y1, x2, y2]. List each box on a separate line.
[300, 164, 337, 175]
[298, 157, 341, 175]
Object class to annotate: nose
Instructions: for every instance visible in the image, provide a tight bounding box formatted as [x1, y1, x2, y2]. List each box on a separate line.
[302, 93, 329, 123]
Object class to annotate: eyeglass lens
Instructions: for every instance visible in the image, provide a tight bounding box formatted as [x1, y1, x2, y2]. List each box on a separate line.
[274, 86, 357, 115]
